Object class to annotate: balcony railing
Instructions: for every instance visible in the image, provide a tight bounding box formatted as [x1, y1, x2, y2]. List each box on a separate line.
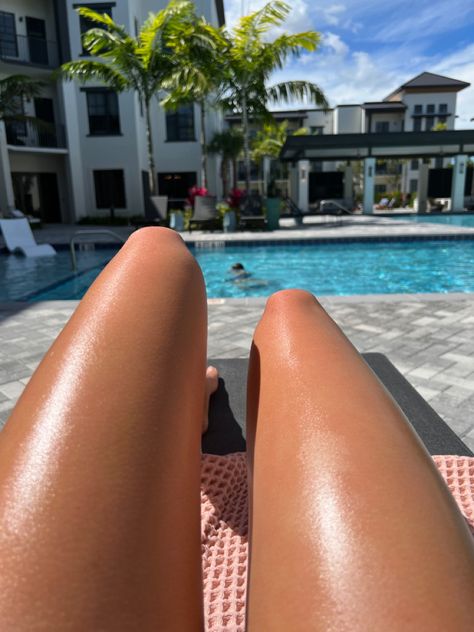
[6, 119, 66, 149]
[0, 34, 59, 68]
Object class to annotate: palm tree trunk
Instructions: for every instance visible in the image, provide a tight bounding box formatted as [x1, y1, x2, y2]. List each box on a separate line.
[200, 101, 208, 190]
[232, 157, 238, 190]
[221, 156, 228, 197]
[145, 100, 157, 196]
[241, 93, 251, 193]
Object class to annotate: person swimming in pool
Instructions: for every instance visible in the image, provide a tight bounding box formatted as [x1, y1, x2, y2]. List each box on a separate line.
[229, 262, 252, 281]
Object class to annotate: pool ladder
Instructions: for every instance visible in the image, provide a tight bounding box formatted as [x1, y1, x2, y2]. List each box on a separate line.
[70, 229, 126, 271]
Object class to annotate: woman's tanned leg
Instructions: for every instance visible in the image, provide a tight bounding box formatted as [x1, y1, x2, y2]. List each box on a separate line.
[0, 228, 206, 630]
[246, 289, 474, 631]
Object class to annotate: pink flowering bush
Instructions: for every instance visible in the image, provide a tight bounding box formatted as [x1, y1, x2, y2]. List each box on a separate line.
[227, 187, 245, 209]
[187, 185, 208, 208]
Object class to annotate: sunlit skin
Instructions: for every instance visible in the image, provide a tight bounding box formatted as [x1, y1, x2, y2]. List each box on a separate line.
[0, 228, 206, 630]
[0, 230, 472, 630]
[246, 290, 474, 631]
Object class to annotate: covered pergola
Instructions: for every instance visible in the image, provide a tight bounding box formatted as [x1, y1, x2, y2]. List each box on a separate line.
[280, 130, 474, 213]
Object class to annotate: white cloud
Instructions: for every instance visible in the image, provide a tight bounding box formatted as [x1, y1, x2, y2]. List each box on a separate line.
[223, 0, 312, 33]
[322, 32, 349, 56]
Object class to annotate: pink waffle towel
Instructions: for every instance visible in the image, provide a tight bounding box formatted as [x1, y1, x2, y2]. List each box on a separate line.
[200, 453, 474, 632]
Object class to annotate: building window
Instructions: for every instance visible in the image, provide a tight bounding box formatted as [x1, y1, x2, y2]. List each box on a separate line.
[414, 104, 422, 114]
[375, 121, 390, 133]
[166, 104, 195, 142]
[310, 126, 324, 135]
[439, 103, 448, 113]
[374, 184, 386, 194]
[86, 89, 120, 135]
[79, 4, 113, 55]
[409, 178, 417, 193]
[425, 116, 435, 131]
[427, 104, 435, 114]
[410, 159, 419, 170]
[438, 115, 447, 125]
[93, 170, 126, 208]
[413, 118, 422, 132]
[0, 11, 18, 57]
[435, 157, 444, 169]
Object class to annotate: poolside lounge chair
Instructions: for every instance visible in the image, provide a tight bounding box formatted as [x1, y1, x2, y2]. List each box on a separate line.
[188, 196, 220, 232]
[239, 193, 267, 230]
[133, 195, 168, 228]
[0, 218, 56, 257]
[203, 354, 473, 457]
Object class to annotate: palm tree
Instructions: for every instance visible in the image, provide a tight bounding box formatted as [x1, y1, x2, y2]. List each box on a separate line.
[0, 74, 45, 127]
[161, 15, 226, 190]
[207, 127, 244, 195]
[59, 1, 207, 196]
[220, 0, 328, 192]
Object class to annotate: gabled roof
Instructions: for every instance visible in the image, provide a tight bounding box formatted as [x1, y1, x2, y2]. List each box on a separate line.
[384, 72, 470, 101]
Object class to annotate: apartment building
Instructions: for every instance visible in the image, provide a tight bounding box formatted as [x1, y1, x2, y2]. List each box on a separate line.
[226, 71, 470, 201]
[0, 0, 225, 223]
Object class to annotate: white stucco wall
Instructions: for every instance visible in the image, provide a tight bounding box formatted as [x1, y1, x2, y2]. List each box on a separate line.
[334, 106, 362, 134]
[402, 92, 457, 131]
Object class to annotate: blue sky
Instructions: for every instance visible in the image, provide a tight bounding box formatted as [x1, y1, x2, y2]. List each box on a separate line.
[223, 0, 474, 128]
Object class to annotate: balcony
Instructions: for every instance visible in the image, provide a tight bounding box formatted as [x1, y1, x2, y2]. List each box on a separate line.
[6, 119, 66, 150]
[0, 34, 59, 69]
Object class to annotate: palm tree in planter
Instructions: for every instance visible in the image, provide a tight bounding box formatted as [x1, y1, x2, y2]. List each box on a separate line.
[207, 127, 244, 196]
[59, 1, 213, 197]
[220, 0, 328, 192]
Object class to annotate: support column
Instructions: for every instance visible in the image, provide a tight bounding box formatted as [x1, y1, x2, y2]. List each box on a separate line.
[343, 162, 353, 204]
[417, 159, 429, 213]
[262, 156, 271, 197]
[0, 122, 15, 213]
[363, 157, 375, 214]
[60, 82, 86, 221]
[451, 154, 467, 212]
[298, 160, 309, 213]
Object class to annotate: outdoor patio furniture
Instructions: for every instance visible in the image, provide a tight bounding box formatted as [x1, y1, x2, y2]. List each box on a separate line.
[133, 195, 168, 228]
[0, 218, 56, 257]
[239, 193, 267, 230]
[188, 196, 220, 232]
[202, 354, 473, 456]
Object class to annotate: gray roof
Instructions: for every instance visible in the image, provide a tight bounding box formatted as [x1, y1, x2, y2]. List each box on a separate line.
[385, 72, 470, 100]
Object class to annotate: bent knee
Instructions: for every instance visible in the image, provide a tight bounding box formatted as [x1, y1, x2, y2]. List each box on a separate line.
[122, 227, 200, 278]
[265, 289, 320, 315]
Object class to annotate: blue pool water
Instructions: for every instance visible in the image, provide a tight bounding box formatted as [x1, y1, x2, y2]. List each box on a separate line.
[401, 214, 474, 227]
[1, 239, 473, 300]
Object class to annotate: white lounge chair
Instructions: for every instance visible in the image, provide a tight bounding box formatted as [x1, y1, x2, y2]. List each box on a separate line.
[0, 218, 56, 257]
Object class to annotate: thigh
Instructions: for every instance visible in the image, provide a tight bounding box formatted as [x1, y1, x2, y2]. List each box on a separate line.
[246, 290, 474, 631]
[0, 228, 206, 630]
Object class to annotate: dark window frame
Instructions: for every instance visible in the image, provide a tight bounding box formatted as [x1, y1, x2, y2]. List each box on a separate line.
[93, 169, 126, 208]
[414, 104, 423, 114]
[84, 88, 121, 136]
[0, 10, 18, 58]
[166, 104, 196, 142]
[439, 103, 448, 114]
[375, 121, 390, 133]
[426, 104, 435, 114]
[410, 159, 419, 170]
[413, 118, 422, 132]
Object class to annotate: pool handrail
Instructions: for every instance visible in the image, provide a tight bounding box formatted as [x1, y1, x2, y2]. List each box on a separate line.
[70, 229, 126, 271]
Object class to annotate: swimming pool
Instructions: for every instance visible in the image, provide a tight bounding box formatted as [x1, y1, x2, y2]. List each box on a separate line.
[1, 238, 473, 301]
[400, 214, 474, 227]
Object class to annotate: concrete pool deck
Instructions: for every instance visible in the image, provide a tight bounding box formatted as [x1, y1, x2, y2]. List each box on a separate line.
[1, 213, 474, 250]
[1, 293, 474, 451]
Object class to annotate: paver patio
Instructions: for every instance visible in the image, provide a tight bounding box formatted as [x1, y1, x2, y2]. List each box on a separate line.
[1, 293, 473, 451]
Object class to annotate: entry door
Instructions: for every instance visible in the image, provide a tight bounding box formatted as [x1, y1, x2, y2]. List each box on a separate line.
[26, 17, 48, 65]
[34, 97, 56, 146]
[39, 173, 61, 222]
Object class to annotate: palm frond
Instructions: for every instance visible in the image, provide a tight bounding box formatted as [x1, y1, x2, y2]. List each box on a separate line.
[59, 61, 129, 91]
[266, 81, 329, 109]
[76, 7, 127, 38]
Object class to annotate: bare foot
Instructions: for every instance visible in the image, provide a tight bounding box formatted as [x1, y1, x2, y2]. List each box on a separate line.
[203, 366, 219, 434]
